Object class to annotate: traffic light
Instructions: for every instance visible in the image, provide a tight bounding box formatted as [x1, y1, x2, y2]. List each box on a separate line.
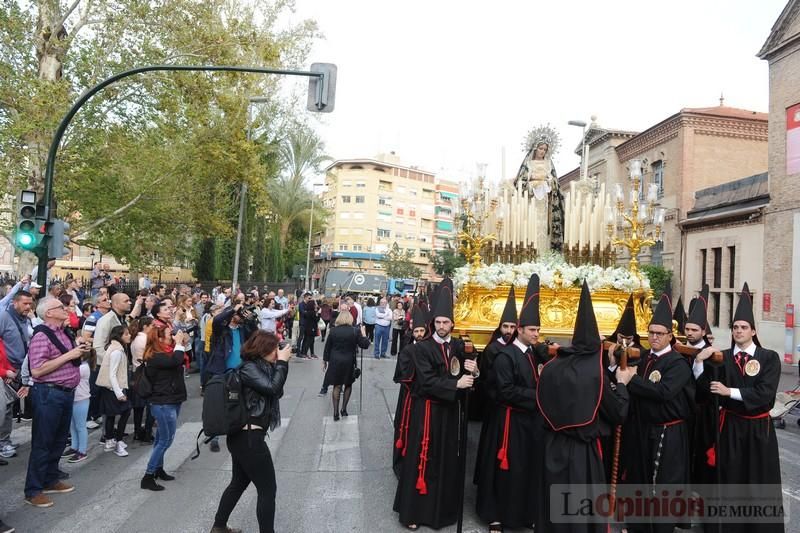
[306, 63, 337, 113]
[15, 190, 38, 250]
[48, 219, 71, 259]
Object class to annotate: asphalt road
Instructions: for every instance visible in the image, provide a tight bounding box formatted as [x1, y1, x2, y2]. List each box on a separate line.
[0, 338, 797, 533]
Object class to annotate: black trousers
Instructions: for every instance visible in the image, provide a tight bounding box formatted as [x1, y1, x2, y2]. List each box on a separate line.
[214, 429, 276, 533]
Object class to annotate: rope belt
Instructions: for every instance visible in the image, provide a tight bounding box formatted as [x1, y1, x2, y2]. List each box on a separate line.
[706, 409, 770, 467]
[496, 405, 522, 471]
[395, 383, 413, 457]
[416, 399, 433, 495]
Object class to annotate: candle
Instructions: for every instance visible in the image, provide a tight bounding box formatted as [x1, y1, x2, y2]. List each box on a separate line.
[647, 183, 658, 203]
[614, 183, 624, 203]
[629, 159, 642, 180]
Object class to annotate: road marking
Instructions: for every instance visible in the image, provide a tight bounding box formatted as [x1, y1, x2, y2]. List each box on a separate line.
[319, 415, 362, 472]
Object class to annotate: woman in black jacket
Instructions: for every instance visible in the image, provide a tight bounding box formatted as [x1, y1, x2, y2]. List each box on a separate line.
[212, 330, 292, 533]
[323, 311, 370, 420]
[140, 317, 189, 492]
[300, 298, 319, 359]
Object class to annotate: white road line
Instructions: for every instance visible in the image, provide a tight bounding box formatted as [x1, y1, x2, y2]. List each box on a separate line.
[319, 415, 362, 472]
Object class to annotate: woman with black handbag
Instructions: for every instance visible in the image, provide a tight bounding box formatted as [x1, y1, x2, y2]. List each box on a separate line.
[322, 311, 370, 420]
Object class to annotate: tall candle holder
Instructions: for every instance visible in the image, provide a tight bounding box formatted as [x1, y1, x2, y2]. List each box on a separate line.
[458, 176, 498, 275]
[606, 160, 665, 280]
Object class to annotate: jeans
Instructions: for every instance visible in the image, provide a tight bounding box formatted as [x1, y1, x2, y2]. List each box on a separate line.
[0, 383, 13, 447]
[146, 403, 180, 474]
[214, 429, 276, 533]
[70, 399, 90, 453]
[25, 384, 74, 497]
[374, 324, 390, 357]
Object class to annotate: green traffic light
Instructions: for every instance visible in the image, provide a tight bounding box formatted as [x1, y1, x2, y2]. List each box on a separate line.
[17, 232, 35, 248]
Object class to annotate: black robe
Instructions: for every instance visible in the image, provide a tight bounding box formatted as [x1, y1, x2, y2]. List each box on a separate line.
[689, 339, 717, 489]
[541, 378, 629, 533]
[393, 339, 419, 478]
[695, 346, 785, 533]
[393, 337, 466, 529]
[475, 342, 547, 528]
[473, 338, 507, 485]
[620, 349, 694, 533]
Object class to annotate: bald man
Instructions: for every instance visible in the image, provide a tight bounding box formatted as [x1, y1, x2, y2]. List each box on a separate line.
[92, 292, 132, 366]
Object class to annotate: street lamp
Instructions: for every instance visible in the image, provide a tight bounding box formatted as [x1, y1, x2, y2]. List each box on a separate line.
[366, 229, 374, 271]
[305, 182, 323, 292]
[568, 119, 588, 182]
[232, 96, 270, 294]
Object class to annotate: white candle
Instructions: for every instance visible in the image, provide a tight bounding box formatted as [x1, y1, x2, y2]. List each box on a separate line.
[629, 159, 642, 180]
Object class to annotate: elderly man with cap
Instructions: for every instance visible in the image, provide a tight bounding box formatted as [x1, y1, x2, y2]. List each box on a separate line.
[537, 281, 631, 533]
[393, 278, 476, 531]
[392, 303, 431, 478]
[473, 285, 518, 488]
[475, 274, 551, 532]
[694, 283, 784, 533]
[616, 294, 695, 533]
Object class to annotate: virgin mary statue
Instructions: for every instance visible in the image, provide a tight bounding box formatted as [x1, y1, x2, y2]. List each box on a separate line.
[513, 125, 565, 252]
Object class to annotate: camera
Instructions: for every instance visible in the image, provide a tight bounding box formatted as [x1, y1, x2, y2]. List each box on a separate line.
[278, 340, 288, 350]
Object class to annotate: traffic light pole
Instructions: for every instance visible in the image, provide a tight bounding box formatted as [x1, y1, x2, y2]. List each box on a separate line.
[37, 64, 335, 287]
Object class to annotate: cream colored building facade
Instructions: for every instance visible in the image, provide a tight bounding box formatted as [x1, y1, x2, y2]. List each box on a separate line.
[560, 107, 769, 318]
[758, 0, 800, 359]
[313, 153, 460, 284]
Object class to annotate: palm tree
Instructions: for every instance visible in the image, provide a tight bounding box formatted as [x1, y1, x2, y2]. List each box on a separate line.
[263, 126, 331, 279]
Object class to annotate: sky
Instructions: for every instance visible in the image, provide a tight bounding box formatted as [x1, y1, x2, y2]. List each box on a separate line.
[287, 0, 786, 184]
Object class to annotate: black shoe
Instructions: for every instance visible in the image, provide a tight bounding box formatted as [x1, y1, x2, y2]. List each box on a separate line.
[0, 458, 7, 466]
[340, 409, 348, 417]
[209, 439, 220, 453]
[140, 473, 165, 491]
[318, 387, 327, 396]
[333, 414, 340, 421]
[155, 467, 175, 481]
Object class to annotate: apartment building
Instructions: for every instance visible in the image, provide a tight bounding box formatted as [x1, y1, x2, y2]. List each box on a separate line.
[312, 152, 460, 284]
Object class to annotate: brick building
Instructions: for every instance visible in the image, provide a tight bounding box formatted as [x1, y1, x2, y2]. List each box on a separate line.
[758, 0, 800, 358]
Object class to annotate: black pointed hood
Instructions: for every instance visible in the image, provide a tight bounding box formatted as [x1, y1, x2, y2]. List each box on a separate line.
[561, 280, 601, 356]
[650, 293, 674, 332]
[490, 286, 518, 344]
[431, 277, 454, 322]
[608, 294, 640, 344]
[410, 304, 431, 337]
[518, 274, 540, 327]
[686, 284, 709, 332]
[537, 280, 603, 431]
[673, 296, 688, 336]
[733, 282, 760, 347]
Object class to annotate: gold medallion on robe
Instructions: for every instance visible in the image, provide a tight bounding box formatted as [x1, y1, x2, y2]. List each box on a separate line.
[745, 359, 760, 377]
[649, 370, 662, 383]
[449, 356, 461, 376]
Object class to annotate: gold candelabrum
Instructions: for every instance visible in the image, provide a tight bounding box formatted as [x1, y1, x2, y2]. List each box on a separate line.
[605, 159, 665, 280]
[458, 176, 499, 274]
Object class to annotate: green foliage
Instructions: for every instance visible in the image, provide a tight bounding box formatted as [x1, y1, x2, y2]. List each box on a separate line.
[385, 242, 422, 280]
[641, 264, 673, 298]
[0, 0, 322, 272]
[431, 247, 466, 277]
[194, 238, 216, 280]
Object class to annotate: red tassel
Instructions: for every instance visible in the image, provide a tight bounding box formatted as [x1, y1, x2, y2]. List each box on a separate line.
[415, 475, 428, 494]
[706, 446, 716, 467]
[395, 437, 403, 449]
[499, 454, 509, 471]
[497, 406, 512, 471]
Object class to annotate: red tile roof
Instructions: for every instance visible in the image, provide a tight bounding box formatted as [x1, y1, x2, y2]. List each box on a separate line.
[681, 106, 768, 121]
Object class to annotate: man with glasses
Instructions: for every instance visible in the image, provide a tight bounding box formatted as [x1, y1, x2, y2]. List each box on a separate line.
[23, 298, 88, 508]
[0, 290, 34, 459]
[616, 294, 694, 533]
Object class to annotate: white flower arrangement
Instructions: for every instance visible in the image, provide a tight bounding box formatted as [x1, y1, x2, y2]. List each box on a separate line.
[453, 252, 649, 293]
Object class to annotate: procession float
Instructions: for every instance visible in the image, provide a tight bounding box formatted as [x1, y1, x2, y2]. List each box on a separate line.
[452, 125, 666, 350]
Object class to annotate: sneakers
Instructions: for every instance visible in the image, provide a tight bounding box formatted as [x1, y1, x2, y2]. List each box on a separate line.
[0, 445, 17, 458]
[318, 387, 327, 396]
[42, 481, 74, 494]
[68, 452, 88, 463]
[103, 438, 117, 452]
[114, 441, 129, 457]
[61, 448, 77, 458]
[0, 518, 15, 533]
[24, 494, 54, 508]
[86, 420, 101, 430]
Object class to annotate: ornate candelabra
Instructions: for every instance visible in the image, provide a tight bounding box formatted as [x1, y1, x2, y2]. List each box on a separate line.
[458, 175, 499, 274]
[605, 159, 665, 280]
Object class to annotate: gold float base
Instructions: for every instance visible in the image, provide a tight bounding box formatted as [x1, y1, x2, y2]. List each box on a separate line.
[453, 284, 653, 351]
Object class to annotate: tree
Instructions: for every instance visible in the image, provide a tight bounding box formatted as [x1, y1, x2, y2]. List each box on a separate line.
[431, 247, 466, 277]
[193, 237, 216, 281]
[1, 0, 321, 271]
[640, 264, 673, 299]
[385, 242, 422, 280]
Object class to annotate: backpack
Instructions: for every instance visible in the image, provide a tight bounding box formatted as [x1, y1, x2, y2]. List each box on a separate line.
[191, 369, 248, 459]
